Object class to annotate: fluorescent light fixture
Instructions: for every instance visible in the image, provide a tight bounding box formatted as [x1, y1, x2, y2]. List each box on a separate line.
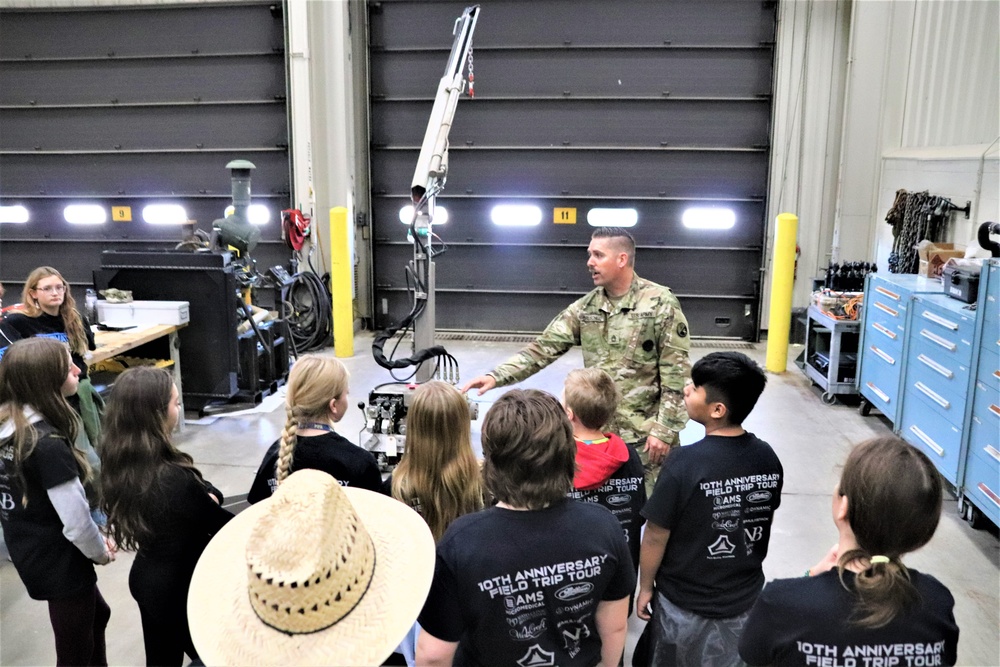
[64, 204, 107, 225]
[587, 208, 638, 227]
[491, 204, 542, 227]
[682, 207, 735, 230]
[224, 204, 271, 225]
[142, 203, 188, 225]
[399, 204, 449, 225]
[0, 205, 29, 224]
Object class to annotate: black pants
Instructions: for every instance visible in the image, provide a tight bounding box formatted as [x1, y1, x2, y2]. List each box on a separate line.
[130, 556, 199, 667]
[47, 584, 111, 667]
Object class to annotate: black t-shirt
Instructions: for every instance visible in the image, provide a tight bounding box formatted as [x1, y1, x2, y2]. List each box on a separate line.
[247, 431, 383, 503]
[135, 465, 233, 566]
[641, 432, 783, 618]
[419, 499, 636, 667]
[0, 426, 97, 600]
[739, 569, 959, 666]
[567, 446, 645, 572]
[2, 311, 95, 377]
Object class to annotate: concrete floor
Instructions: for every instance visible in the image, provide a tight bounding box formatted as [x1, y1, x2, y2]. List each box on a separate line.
[1, 334, 998, 666]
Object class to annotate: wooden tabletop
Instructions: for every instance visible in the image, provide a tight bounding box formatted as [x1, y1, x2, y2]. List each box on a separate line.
[90, 323, 186, 366]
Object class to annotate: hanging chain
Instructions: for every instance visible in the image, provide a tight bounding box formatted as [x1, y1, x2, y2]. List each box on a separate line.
[466, 46, 475, 98]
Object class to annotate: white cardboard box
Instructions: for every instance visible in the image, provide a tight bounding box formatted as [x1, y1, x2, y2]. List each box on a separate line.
[97, 300, 190, 327]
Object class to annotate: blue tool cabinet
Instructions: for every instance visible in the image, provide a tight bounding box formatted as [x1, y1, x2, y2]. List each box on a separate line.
[857, 261, 1000, 530]
[958, 260, 1000, 529]
[856, 273, 943, 424]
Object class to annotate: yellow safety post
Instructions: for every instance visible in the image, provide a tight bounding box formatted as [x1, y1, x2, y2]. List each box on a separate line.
[330, 207, 354, 358]
[765, 213, 798, 373]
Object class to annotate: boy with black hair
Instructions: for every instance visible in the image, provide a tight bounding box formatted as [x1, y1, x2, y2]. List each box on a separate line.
[416, 389, 636, 667]
[637, 351, 783, 666]
[563, 368, 646, 572]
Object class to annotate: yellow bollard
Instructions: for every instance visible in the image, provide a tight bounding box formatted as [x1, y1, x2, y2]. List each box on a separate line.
[765, 213, 798, 373]
[329, 207, 354, 358]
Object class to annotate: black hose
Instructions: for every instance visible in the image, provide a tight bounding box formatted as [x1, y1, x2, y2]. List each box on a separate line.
[283, 271, 333, 352]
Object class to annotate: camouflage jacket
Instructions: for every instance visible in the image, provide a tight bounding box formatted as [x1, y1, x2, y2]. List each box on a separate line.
[490, 275, 691, 444]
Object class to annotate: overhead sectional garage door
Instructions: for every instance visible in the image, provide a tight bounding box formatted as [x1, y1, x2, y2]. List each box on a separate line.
[369, 0, 776, 340]
[0, 2, 290, 295]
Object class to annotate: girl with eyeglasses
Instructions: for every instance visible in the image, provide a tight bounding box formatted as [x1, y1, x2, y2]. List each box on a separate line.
[2, 267, 103, 507]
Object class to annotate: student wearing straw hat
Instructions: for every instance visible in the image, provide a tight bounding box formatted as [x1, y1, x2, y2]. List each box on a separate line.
[186, 468, 435, 667]
[416, 389, 635, 667]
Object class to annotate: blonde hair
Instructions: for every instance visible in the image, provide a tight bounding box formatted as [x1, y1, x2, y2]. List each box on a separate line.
[21, 267, 88, 357]
[564, 368, 619, 430]
[391, 381, 483, 541]
[276, 356, 350, 485]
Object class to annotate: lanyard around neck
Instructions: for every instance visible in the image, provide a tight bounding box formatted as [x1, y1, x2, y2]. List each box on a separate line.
[298, 422, 336, 434]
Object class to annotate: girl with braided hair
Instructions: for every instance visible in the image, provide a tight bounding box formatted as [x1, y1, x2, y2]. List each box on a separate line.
[247, 355, 382, 503]
[100, 366, 231, 666]
[739, 436, 959, 666]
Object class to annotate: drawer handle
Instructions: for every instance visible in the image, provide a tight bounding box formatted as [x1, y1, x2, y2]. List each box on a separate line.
[991, 404, 1000, 418]
[872, 322, 897, 340]
[919, 329, 957, 351]
[993, 370, 1000, 381]
[920, 310, 959, 330]
[914, 381, 950, 409]
[909, 425, 945, 457]
[875, 286, 900, 301]
[874, 302, 899, 317]
[866, 382, 890, 404]
[977, 483, 1000, 509]
[870, 346, 895, 365]
[985, 445, 1000, 463]
[917, 354, 953, 378]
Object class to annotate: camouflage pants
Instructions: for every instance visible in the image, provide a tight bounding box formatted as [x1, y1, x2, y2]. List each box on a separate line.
[628, 440, 661, 498]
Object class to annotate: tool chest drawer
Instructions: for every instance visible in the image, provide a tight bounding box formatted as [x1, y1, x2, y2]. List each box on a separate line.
[909, 295, 976, 366]
[858, 356, 899, 413]
[904, 337, 973, 417]
[900, 394, 963, 484]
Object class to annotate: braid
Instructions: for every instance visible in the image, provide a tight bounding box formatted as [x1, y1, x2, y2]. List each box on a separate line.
[275, 406, 299, 486]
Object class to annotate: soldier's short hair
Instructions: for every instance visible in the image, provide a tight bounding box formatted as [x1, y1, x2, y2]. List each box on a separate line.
[564, 368, 619, 430]
[591, 227, 635, 267]
[482, 389, 576, 509]
[690, 351, 767, 425]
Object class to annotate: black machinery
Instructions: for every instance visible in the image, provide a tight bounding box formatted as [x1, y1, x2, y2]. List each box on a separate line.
[95, 161, 292, 412]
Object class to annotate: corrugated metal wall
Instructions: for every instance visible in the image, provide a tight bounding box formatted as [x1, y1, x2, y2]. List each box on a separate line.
[901, 0, 999, 147]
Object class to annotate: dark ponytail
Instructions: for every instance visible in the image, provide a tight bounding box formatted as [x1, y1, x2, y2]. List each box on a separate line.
[836, 437, 942, 628]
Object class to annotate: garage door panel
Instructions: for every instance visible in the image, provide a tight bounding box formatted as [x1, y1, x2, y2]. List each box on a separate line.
[3, 152, 289, 196]
[376, 243, 756, 297]
[372, 0, 775, 49]
[372, 48, 773, 98]
[372, 98, 771, 148]
[0, 104, 286, 152]
[373, 196, 765, 248]
[0, 57, 285, 106]
[369, 0, 775, 338]
[0, 4, 282, 59]
[372, 148, 767, 198]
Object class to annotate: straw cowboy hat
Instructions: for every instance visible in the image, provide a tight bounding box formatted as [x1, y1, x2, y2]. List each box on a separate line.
[187, 469, 435, 666]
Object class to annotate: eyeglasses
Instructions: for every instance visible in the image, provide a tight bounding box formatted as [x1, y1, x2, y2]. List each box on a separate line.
[35, 284, 66, 294]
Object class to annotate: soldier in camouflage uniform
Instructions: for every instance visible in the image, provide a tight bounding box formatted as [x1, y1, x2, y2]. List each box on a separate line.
[462, 227, 690, 494]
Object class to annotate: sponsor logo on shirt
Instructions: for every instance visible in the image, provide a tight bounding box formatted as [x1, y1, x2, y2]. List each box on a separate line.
[556, 599, 595, 616]
[606, 493, 630, 507]
[713, 509, 740, 519]
[707, 534, 736, 557]
[557, 615, 592, 659]
[504, 591, 546, 616]
[712, 519, 739, 533]
[507, 609, 546, 627]
[747, 490, 772, 503]
[746, 504, 773, 513]
[509, 619, 547, 642]
[516, 644, 556, 667]
[555, 582, 593, 602]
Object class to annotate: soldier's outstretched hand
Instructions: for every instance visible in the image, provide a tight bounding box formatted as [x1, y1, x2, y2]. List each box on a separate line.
[461, 374, 497, 396]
